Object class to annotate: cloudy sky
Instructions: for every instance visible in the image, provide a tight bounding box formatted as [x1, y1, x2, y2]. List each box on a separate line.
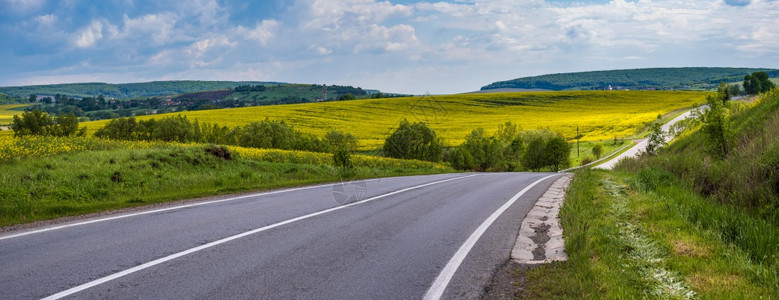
[0, 0, 777, 94]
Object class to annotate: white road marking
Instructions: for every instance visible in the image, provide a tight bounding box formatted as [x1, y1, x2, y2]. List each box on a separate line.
[41, 174, 478, 300]
[423, 174, 558, 300]
[0, 175, 446, 241]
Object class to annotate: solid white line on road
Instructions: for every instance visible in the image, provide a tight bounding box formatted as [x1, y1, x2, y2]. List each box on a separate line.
[42, 174, 478, 300]
[423, 174, 559, 300]
[0, 175, 449, 241]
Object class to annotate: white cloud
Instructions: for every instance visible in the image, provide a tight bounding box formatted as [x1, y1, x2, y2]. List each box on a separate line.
[74, 20, 104, 48]
[34, 14, 56, 25]
[178, 0, 225, 26]
[238, 20, 279, 45]
[118, 13, 179, 45]
[300, 0, 413, 30]
[3, 0, 779, 94]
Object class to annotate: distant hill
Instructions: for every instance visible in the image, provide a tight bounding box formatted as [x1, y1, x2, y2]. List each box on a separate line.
[481, 67, 779, 91]
[0, 80, 285, 99]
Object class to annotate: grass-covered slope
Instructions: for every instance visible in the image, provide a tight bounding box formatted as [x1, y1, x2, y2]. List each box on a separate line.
[513, 91, 779, 298]
[621, 89, 779, 221]
[79, 91, 704, 149]
[0, 80, 281, 99]
[482, 67, 779, 91]
[0, 137, 450, 226]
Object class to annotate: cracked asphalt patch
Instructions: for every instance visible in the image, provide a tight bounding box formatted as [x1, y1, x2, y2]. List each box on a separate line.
[511, 174, 571, 264]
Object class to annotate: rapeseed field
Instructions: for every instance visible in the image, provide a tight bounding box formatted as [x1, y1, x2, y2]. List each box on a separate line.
[0, 104, 31, 125]
[80, 91, 703, 149]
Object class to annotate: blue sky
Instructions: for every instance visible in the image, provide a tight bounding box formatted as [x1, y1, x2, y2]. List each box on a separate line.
[0, 0, 777, 94]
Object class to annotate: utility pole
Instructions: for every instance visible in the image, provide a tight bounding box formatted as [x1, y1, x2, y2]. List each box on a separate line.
[574, 126, 584, 158]
[576, 125, 581, 157]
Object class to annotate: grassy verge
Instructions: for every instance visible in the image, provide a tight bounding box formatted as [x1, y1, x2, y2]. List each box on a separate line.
[0, 144, 452, 227]
[568, 140, 629, 167]
[516, 169, 775, 298]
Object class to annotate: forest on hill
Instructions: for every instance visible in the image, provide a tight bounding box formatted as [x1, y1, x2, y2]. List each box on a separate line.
[0, 80, 283, 99]
[481, 67, 779, 91]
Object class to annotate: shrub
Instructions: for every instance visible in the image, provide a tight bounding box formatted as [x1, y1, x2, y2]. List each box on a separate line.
[332, 148, 353, 169]
[702, 93, 731, 157]
[11, 109, 85, 137]
[581, 156, 594, 166]
[545, 134, 571, 172]
[522, 137, 546, 171]
[326, 131, 357, 169]
[205, 145, 232, 160]
[449, 147, 475, 170]
[645, 122, 666, 155]
[592, 143, 603, 159]
[383, 119, 443, 162]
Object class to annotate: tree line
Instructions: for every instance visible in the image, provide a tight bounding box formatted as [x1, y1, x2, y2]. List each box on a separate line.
[383, 119, 571, 172]
[13, 110, 571, 172]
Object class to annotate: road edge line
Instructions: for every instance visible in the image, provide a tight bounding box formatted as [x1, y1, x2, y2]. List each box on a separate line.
[423, 174, 558, 300]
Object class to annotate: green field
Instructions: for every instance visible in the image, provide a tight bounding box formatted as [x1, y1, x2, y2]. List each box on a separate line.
[80, 91, 704, 150]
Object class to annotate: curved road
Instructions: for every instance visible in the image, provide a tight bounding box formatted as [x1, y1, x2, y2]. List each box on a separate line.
[0, 173, 562, 299]
[594, 109, 698, 170]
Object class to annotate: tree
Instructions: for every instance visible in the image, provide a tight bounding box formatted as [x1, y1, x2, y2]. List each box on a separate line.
[592, 143, 603, 159]
[95, 117, 140, 140]
[11, 109, 85, 137]
[449, 147, 475, 170]
[460, 128, 506, 170]
[325, 131, 357, 151]
[339, 93, 356, 100]
[496, 121, 519, 143]
[744, 72, 775, 95]
[54, 113, 85, 137]
[728, 84, 741, 97]
[544, 135, 571, 172]
[150, 115, 194, 142]
[522, 137, 546, 171]
[11, 109, 54, 137]
[645, 122, 666, 155]
[28, 94, 37, 103]
[326, 131, 357, 169]
[717, 82, 731, 103]
[504, 137, 525, 171]
[702, 93, 731, 157]
[383, 119, 442, 162]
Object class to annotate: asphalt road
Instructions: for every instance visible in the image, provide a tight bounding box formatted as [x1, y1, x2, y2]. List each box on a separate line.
[595, 108, 698, 170]
[0, 172, 562, 299]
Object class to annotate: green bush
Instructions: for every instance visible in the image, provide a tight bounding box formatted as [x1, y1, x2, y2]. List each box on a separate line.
[383, 119, 443, 162]
[449, 147, 474, 170]
[95, 116, 334, 153]
[11, 109, 85, 137]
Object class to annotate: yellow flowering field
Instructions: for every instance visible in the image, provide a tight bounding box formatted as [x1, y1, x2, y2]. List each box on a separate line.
[0, 104, 31, 125]
[81, 91, 704, 150]
[0, 136, 167, 160]
[0, 135, 448, 170]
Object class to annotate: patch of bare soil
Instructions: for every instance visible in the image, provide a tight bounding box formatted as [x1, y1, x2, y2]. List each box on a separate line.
[482, 259, 537, 299]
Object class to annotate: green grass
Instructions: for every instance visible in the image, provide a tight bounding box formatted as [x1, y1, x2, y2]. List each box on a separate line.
[517, 90, 779, 297]
[517, 170, 775, 298]
[0, 144, 451, 227]
[569, 140, 629, 167]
